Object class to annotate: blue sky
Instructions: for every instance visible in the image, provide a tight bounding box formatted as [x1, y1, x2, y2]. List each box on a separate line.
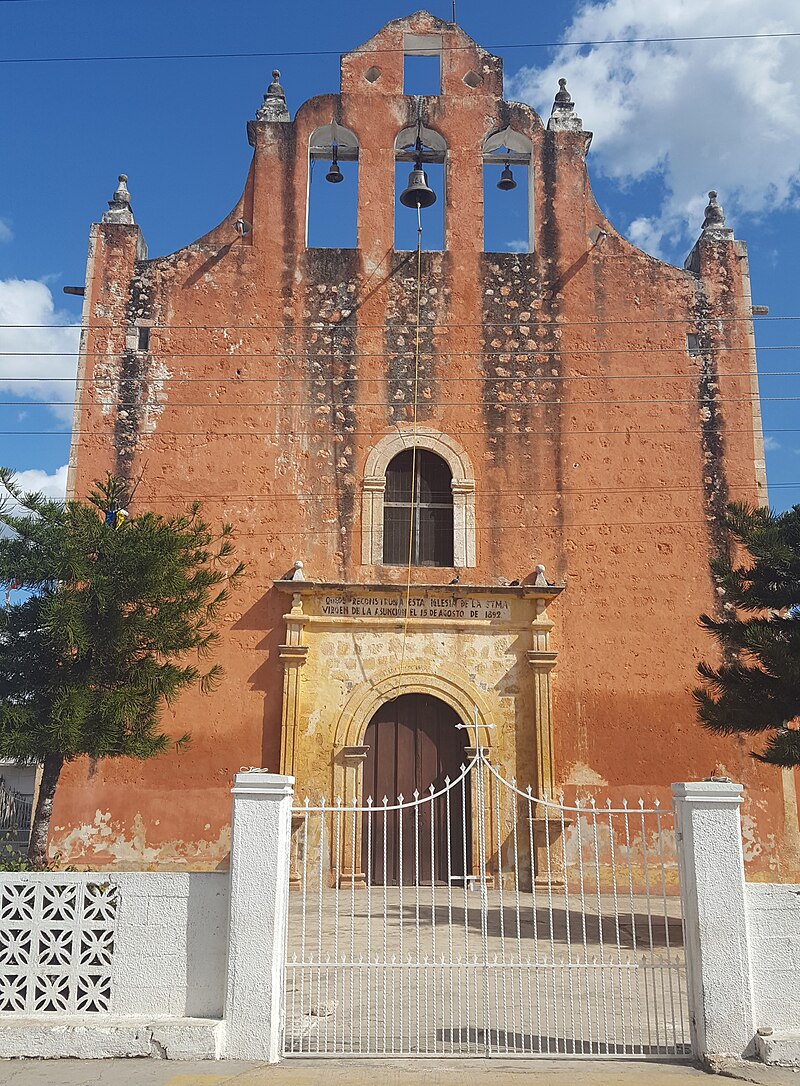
[1, 0, 798, 511]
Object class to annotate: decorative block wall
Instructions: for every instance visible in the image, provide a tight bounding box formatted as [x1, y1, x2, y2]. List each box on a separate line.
[0, 872, 228, 1019]
[0, 880, 118, 1013]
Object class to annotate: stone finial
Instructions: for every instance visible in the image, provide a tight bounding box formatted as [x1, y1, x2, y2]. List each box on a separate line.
[533, 563, 549, 587]
[290, 559, 305, 581]
[548, 77, 583, 132]
[701, 191, 733, 238]
[256, 68, 290, 123]
[554, 78, 572, 108]
[101, 174, 135, 225]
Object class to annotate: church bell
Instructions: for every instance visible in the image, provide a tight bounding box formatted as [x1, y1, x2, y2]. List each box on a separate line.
[400, 165, 437, 208]
[497, 161, 517, 191]
[325, 143, 344, 184]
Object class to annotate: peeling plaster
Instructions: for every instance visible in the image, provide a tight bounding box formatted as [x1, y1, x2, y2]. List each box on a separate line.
[562, 761, 609, 787]
[50, 809, 231, 870]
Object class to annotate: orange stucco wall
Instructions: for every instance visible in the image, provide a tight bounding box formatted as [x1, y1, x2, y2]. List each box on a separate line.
[53, 13, 797, 877]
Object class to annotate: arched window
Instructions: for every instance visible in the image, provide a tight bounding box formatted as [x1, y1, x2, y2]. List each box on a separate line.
[482, 127, 533, 253]
[307, 122, 359, 248]
[394, 124, 446, 251]
[361, 428, 475, 568]
[383, 449, 454, 566]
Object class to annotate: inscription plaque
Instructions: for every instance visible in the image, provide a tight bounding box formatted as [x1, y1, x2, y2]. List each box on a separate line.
[319, 595, 511, 621]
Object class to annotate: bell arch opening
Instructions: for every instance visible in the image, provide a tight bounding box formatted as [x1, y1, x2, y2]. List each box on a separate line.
[482, 127, 533, 254]
[361, 693, 471, 886]
[307, 122, 359, 249]
[395, 124, 446, 251]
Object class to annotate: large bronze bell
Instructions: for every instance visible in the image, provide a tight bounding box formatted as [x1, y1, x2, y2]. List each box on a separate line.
[400, 165, 437, 209]
[497, 161, 517, 191]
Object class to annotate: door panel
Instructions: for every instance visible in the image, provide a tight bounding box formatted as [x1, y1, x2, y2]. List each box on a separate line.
[362, 694, 471, 885]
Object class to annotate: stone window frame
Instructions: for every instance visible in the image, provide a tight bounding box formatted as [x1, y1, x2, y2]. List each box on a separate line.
[361, 427, 476, 567]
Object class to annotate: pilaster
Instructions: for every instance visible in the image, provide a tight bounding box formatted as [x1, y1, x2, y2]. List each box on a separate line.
[279, 593, 309, 777]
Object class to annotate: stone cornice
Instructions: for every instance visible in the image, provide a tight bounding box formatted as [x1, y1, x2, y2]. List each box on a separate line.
[274, 579, 564, 602]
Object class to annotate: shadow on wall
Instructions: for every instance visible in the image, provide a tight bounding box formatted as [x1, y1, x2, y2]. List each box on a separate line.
[233, 589, 286, 774]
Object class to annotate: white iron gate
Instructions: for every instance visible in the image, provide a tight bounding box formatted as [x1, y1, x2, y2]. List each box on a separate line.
[284, 748, 689, 1057]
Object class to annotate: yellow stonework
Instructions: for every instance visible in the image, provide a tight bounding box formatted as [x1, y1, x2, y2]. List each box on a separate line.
[275, 581, 562, 808]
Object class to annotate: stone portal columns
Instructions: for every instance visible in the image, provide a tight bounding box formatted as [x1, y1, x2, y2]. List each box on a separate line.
[278, 592, 308, 778]
[527, 594, 562, 882]
[337, 745, 369, 887]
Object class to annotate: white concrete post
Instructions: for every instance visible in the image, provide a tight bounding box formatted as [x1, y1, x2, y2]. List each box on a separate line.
[672, 781, 755, 1065]
[224, 771, 294, 1062]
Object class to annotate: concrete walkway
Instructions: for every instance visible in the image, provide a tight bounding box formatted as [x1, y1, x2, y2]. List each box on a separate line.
[0, 1058, 797, 1086]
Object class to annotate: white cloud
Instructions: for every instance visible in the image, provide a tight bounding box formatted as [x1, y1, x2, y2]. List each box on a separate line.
[10, 465, 68, 503]
[507, 0, 800, 254]
[0, 465, 68, 537]
[0, 219, 12, 244]
[763, 435, 781, 451]
[0, 279, 79, 424]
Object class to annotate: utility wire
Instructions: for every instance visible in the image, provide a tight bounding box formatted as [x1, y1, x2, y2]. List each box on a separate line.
[3, 396, 796, 407]
[52, 483, 798, 502]
[112, 520, 778, 535]
[1, 371, 798, 384]
[3, 346, 800, 358]
[5, 426, 795, 437]
[398, 207, 424, 687]
[0, 315, 796, 329]
[1, 31, 799, 65]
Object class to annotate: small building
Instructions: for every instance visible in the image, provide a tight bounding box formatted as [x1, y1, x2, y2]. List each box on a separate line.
[55, 13, 795, 877]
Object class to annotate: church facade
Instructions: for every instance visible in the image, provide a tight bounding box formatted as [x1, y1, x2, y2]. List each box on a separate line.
[55, 13, 796, 877]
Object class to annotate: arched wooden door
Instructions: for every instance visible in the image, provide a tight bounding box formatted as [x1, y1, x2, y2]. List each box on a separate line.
[361, 693, 471, 885]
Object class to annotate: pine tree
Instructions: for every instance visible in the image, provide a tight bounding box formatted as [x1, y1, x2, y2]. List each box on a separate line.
[0, 470, 244, 866]
[694, 501, 800, 766]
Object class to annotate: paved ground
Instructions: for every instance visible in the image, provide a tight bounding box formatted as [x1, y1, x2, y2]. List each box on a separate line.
[0, 1058, 798, 1086]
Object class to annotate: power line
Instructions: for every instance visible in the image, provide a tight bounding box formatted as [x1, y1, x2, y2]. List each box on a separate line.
[1, 370, 797, 385]
[2, 370, 798, 384]
[2, 345, 799, 359]
[0, 315, 796, 329]
[3, 395, 797, 407]
[5, 425, 795, 437]
[1, 30, 798, 65]
[116, 520, 778, 535]
[77, 483, 799, 502]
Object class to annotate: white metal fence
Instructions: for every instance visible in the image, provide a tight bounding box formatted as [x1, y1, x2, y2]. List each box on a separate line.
[284, 749, 689, 1058]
